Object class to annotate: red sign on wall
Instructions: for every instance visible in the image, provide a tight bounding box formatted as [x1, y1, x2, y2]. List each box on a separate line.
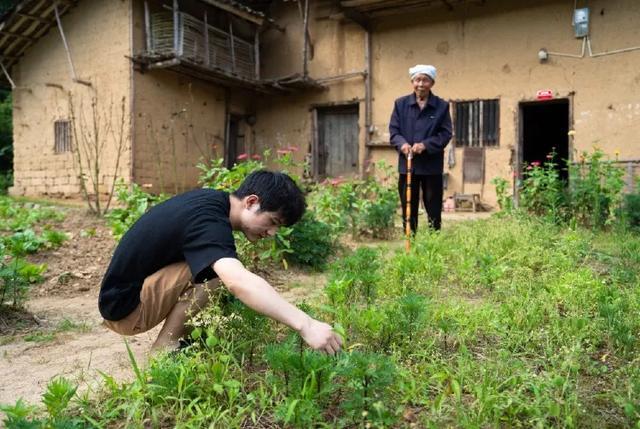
[536, 89, 554, 100]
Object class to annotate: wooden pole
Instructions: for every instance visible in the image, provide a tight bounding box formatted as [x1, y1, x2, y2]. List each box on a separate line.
[204, 11, 210, 66]
[405, 152, 413, 253]
[144, 1, 151, 52]
[302, 0, 309, 77]
[229, 21, 236, 73]
[254, 30, 260, 80]
[0, 60, 15, 89]
[54, 3, 91, 86]
[173, 0, 180, 56]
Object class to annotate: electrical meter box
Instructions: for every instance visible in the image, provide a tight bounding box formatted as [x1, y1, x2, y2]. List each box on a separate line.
[573, 8, 589, 38]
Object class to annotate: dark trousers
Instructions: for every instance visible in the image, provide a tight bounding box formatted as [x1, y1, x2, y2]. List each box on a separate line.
[398, 173, 443, 232]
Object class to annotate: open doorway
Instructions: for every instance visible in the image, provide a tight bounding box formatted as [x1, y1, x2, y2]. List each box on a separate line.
[225, 113, 245, 168]
[519, 99, 570, 180]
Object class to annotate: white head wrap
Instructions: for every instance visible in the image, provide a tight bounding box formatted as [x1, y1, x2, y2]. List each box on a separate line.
[409, 64, 436, 82]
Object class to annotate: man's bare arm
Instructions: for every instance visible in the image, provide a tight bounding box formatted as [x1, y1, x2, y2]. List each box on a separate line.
[213, 257, 342, 354]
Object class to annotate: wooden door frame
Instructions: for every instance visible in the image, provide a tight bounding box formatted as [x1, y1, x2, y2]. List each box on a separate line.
[515, 95, 573, 204]
[311, 102, 360, 180]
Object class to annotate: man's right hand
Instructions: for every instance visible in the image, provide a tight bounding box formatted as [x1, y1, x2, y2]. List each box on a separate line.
[299, 316, 343, 355]
[400, 143, 412, 155]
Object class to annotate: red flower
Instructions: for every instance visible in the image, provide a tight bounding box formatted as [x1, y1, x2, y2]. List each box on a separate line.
[237, 153, 248, 160]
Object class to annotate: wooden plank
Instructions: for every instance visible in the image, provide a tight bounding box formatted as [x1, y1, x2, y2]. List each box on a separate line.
[173, 0, 180, 55]
[463, 146, 484, 184]
[254, 30, 259, 79]
[16, 12, 49, 24]
[144, 1, 151, 51]
[0, 30, 36, 41]
[203, 11, 209, 66]
[302, 0, 309, 76]
[229, 20, 236, 73]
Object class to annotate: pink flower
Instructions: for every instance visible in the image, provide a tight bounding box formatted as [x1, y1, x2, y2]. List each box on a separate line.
[251, 154, 262, 160]
[287, 146, 299, 152]
[546, 154, 553, 159]
[526, 165, 533, 170]
[531, 161, 541, 167]
[237, 153, 248, 160]
[512, 171, 518, 177]
[277, 149, 291, 155]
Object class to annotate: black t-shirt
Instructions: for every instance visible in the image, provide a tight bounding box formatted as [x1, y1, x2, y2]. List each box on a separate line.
[99, 189, 238, 321]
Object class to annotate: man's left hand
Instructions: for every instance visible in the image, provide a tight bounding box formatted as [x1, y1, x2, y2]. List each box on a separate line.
[412, 143, 426, 154]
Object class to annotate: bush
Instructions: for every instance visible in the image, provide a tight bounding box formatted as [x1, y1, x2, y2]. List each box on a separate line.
[506, 149, 627, 229]
[622, 192, 640, 230]
[285, 212, 336, 270]
[519, 156, 566, 223]
[307, 161, 398, 239]
[0, 171, 11, 195]
[569, 149, 625, 228]
[105, 181, 168, 240]
[0, 255, 46, 307]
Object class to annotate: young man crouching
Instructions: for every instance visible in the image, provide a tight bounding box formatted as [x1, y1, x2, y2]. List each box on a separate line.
[99, 170, 342, 354]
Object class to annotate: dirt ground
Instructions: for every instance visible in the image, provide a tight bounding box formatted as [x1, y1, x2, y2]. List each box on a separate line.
[0, 205, 490, 410]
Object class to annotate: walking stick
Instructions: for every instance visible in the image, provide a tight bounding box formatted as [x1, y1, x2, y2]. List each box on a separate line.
[405, 151, 413, 253]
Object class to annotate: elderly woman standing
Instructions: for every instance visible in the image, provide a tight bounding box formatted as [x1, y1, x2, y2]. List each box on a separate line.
[389, 64, 452, 232]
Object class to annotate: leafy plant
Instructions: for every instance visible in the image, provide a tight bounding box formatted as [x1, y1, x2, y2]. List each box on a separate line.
[307, 161, 398, 239]
[569, 149, 625, 228]
[329, 247, 381, 304]
[335, 351, 398, 427]
[284, 211, 336, 270]
[0, 256, 46, 307]
[519, 155, 566, 223]
[491, 176, 513, 212]
[105, 180, 168, 240]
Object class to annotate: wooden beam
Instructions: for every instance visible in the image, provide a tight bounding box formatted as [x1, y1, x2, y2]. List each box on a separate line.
[16, 12, 50, 24]
[229, 20, 236, 73]
[203, 11, 209, 66]
[144, 1, 151, 52]
[302, 0, 309, 77]
[0, 60, 16, 89]
[54, 3, 79, 81]
[253, 30, 259, 80]
[173, 0, 181, 56]
[0, 30, 36, 41]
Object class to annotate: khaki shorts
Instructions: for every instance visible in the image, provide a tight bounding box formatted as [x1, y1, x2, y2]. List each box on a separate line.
[103, 262, 217, 336]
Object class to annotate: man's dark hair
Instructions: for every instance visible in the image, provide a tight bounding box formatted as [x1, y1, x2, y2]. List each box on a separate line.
[233, 170, 306, 226]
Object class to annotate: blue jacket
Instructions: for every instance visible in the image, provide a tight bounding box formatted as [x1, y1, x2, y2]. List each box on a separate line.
[389, 92, 452, 175]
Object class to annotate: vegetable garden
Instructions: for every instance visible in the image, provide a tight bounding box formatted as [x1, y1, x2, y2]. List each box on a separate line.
[1, 149, 639, 428]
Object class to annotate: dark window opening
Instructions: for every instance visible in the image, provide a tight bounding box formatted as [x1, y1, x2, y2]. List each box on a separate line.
[454, 99, 499, 147]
